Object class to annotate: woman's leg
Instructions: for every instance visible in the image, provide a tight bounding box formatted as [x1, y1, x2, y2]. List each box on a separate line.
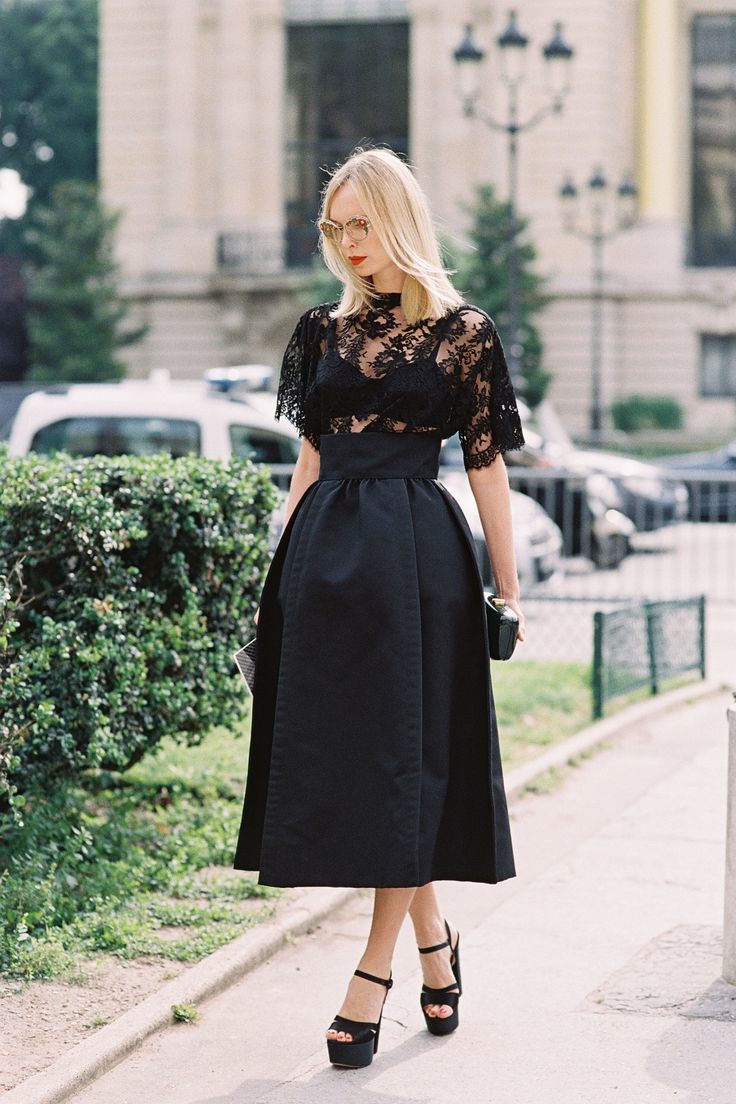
[408, 882, 459, 1019]
[326, 887, 416, 1042]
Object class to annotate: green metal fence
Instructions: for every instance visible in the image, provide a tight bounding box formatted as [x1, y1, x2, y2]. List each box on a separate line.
[592, 596, 706, 719]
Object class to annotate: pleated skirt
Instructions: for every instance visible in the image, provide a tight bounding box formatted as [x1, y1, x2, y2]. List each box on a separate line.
[233, 431, 516, 888]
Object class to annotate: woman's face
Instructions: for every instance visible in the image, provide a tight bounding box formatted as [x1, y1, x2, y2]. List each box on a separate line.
[328, 182, 405, 290]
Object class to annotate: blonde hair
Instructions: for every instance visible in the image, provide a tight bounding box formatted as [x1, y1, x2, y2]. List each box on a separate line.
[317, 146, 464, 324]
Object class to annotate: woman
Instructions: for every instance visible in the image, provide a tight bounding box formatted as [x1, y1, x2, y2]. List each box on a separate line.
[233, 146, 526, 1069]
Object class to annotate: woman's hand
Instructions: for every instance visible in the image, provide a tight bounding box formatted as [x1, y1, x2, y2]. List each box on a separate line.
[503, 596, 525, 644]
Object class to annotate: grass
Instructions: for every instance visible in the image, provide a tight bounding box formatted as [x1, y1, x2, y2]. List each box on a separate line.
[0, 705, 283, 983]
[172, 1002, 200, 1024]
[493, 660, 593, 768]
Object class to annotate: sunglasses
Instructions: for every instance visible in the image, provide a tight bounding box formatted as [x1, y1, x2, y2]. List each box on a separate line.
[317, 215, 372, 244]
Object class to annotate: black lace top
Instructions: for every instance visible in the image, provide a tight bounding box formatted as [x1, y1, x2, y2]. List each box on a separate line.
[274, 291, 525, 470]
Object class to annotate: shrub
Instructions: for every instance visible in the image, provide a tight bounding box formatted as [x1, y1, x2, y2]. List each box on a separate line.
[0, 726, 281, 978]
[610, 394, 683, 433]
[0, 446, 277, 807]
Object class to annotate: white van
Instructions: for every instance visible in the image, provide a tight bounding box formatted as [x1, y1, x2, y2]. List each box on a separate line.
[7, 379, 300, 476]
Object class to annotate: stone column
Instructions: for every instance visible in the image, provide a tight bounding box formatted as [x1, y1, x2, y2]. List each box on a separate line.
[638, 0, 682, 221]
[158, 0, 203, 271]
[725, 701, 736, 984]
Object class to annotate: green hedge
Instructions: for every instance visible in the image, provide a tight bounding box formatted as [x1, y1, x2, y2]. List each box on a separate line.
[0, 446, 277, 811]
[610, 394, 683, 433]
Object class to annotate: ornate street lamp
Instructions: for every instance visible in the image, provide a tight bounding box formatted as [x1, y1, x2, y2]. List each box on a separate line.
[559, 167, 639, 442]
[453, 12, 574, 385]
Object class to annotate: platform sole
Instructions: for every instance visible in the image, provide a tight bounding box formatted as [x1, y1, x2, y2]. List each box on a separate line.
[326, 1036, 376, 1068]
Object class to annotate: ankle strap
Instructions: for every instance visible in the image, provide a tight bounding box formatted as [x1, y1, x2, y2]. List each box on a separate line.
[418, 938, 450, 954]
[419, 917, 454, 955]
[353, 967, 393, 989]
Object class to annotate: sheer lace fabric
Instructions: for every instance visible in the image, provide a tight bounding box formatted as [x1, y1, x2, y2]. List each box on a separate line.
[274, 292, 525, 470]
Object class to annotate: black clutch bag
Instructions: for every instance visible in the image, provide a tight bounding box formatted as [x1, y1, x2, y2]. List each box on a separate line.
[485, 597, 519, 661]
[233, 636, 258, 695]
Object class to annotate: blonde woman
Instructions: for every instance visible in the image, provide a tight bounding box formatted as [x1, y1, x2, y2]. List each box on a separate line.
[233, 146, 526, 1069]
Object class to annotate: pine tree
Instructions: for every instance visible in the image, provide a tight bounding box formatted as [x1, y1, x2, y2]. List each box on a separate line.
[0, 0, 98, 257]
[451, 183, 551, 408]
[24, 180, 145, 382]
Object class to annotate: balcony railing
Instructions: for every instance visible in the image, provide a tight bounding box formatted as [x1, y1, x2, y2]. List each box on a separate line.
[216, 227, 319, 276]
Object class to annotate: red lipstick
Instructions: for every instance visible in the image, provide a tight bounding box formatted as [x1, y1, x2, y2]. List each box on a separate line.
[349, 256, 367, 265]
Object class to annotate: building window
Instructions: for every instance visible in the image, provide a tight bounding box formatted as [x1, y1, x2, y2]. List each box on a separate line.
[284, 21, 409, 268]
[690, 15, 736, 266]
[700, 333, 736, 396]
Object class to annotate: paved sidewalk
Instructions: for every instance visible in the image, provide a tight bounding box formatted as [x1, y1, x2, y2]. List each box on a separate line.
[70, 690, 735, 1104]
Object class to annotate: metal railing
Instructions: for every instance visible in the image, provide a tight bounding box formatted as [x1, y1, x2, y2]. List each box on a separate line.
[216, 230, 288, 276]
[592, 596, 706, 718]
[504, 467, 736, 606]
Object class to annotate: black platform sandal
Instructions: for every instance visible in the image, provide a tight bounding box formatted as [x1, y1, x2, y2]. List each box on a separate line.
[326, 968, 393, 1069]
[418, 918, 461, 1036]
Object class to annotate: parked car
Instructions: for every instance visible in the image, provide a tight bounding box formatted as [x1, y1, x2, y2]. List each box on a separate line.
[9, 379, 560, 589]
[519, 399, 689, 531]
[659, 441, 736, 522]
[567, 448, 689, 531]
[6, 379, 301, 550]
[7, 379, 300, 484]
[440, 433, 634, 568]
[437, 468, 563, 591]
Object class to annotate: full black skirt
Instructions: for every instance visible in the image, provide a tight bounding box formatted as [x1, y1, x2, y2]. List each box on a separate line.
[233, 431, 516, 888]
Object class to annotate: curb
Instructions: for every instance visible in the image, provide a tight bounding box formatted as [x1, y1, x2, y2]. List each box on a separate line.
[4, 886, 358, 1104]
[6, 677, 727, 1104]
[502, 677, 726, 802]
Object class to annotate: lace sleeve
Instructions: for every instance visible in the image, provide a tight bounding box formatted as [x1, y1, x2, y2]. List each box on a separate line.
[456, 309, 525, 470]
[275, 304, 330, 450]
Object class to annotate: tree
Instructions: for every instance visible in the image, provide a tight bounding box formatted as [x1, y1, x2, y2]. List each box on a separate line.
[451, 183, 551, 408]
[301, 253, 343, 308]
[25, 180, 145, 382]
[0, 0, 98, 257]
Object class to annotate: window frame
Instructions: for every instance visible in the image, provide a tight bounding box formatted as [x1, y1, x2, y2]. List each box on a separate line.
[699, 332, 736, 397]
[283, 19, 410, 269]
[689, 13, 736, 267]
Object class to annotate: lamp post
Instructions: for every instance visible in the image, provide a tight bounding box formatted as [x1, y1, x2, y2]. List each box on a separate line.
[559, 168, 638, 443]
[453, 11, 574, 385]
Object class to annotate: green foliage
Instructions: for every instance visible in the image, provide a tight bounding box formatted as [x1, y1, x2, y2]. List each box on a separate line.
[300, 253, 344, 308]
[0, 724, 282, 979]
[172, 1002, 200, 1024]
[24, 180, 145, 382]
[492, 660, 593, 767]
[0, 445, 277, 806]
[610, 394, 684, 433]
[450, 183, 552, 407]
[0, 0, 98, 257]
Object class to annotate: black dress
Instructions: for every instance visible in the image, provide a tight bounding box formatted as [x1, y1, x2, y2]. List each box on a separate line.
[233, 291, 525, 888]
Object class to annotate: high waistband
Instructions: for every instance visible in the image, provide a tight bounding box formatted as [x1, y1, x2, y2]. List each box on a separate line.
[318, 431, 442, 479]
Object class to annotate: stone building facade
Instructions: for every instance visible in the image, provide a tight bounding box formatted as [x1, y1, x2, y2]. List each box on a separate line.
[100, 0, 736, 435]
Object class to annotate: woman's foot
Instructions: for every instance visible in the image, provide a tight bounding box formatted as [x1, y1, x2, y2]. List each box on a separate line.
[416, 919, 459, 1019]
[325, 959, 393, 1043]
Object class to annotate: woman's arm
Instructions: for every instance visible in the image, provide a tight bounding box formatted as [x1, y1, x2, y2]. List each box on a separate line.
[283, 438, 321, 527]
[254, 438, 320, 625]
[468, 456, 526, 643]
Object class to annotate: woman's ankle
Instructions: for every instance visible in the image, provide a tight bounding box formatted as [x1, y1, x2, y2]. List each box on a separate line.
[411, 914, 448, 946]
[356, 950, 393, 978]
